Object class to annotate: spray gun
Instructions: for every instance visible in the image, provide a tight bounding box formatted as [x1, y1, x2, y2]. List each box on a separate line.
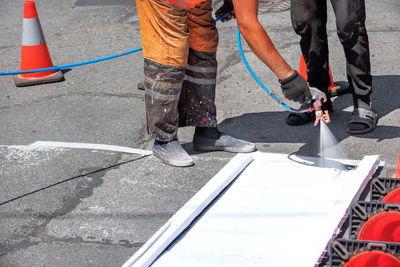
[309, 87, 330, 126]
[314, 107, 330, 126]
[292, 87, 331, 125]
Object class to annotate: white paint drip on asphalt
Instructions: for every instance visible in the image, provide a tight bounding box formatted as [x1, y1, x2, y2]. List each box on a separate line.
[0, 145, 65, 172]
[0, 145, 64, 162]
[30, 141, 153, 155]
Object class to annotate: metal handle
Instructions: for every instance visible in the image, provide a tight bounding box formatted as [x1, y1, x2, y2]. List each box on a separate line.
[367, 242, 387, 251]
[332, 241, 350, 261]
[372, 179, 387, 195]
[352, 203, 368, 220]
[384, 203, 400, 211]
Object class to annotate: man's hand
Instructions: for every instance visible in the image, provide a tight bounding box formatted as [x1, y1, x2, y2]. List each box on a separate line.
[215, 0, 235, 22]
[309, 87, 327, 109]
[279, 70, 312, 104]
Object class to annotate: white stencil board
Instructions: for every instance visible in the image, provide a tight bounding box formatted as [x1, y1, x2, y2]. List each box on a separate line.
[123, 152, 380, 267]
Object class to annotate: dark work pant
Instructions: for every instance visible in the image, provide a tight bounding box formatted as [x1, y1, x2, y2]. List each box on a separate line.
[144, 49, 218, 142]
[291, 0, 372, 101]
[178, 49, 218, 129]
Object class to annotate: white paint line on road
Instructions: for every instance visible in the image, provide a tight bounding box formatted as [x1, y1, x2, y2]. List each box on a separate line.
[0, 145, 65, 166]
[30, 141, 153, 156]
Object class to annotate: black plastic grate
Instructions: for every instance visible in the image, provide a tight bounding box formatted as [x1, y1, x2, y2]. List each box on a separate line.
[330, 239, 400, 266]
[370, 177, 400, 202]
[349, 201, 400, 240]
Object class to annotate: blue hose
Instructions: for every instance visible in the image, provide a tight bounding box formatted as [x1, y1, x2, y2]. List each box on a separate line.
[0, 12, 227, 76]
[0, 11, 307, 113]
[0, 47, 142, 76]
[236, 28, 306, 113]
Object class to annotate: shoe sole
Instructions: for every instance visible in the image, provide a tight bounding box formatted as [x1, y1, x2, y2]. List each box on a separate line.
[152, 149, 194, 167]
[346, 118, 378, 135]
[346, 113, 378, 135]
[193, 145, 257, 153]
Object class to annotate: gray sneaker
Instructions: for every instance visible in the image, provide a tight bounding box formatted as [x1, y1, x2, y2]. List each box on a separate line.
[152, 140, 194, 167]
[193, 134, 256, 153]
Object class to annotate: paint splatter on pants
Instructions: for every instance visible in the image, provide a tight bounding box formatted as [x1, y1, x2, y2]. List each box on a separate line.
[137, 0, 219, 142]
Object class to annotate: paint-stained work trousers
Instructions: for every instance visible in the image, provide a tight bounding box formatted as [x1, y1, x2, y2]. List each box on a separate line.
[136, 0, 219, 142]
[291, 0, 372, 102]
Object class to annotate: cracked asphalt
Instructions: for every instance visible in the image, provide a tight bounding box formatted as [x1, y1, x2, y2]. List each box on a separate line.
[0, 0, 399, 266]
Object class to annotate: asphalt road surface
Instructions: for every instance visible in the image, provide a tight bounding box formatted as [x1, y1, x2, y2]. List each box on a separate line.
[0, 0, 399, 266]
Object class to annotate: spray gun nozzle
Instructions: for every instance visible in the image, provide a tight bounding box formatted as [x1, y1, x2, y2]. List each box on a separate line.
[314, 109, 330, 126]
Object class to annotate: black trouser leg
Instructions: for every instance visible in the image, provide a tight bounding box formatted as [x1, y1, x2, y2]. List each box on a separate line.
[291, 0, 331, 93]
[144, 59, 185, 142]
[178, 48, 218, 128]
[331, 0, 372, 108]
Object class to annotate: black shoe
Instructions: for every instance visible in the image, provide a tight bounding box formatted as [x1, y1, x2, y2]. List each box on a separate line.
[286, 99, 332, 126]
[346, 108, 378, 135]
[152, 140, 194, 167]
[328, 81, 350, 97]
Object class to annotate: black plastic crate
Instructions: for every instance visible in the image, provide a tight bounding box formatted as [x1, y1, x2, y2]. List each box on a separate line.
[370, 177, 400, 203]
[349, 201, 400, 242]
[330, 239, 400, 266]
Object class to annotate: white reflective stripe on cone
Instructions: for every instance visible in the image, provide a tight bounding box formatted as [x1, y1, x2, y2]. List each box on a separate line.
[22, 17, 46, 46]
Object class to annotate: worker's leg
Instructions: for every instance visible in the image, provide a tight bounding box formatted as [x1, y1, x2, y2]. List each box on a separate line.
[137, 0, 193, 166]
[288, 0, 332, 125]
[291, 0, 331, 92]
[331, 0, 377, 134]
[179, 0, 218, 130]
[183, 0, 256, 152]
[332, 0, 372, 105]
[137, 0, 188, 142]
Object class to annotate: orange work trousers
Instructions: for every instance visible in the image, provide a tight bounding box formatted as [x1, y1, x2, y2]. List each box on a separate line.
[136, 0, 219, 68]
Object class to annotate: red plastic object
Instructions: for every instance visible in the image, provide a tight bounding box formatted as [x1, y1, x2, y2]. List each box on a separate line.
[345, 251, 400, 267]
[298, 54, 337, 93]
[358, 212, 400, 243]
[314, 110, 330, 126]
[383, 188, 400, 203]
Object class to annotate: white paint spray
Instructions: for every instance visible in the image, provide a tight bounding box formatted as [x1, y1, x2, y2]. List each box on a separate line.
[319, 122, 347, 169]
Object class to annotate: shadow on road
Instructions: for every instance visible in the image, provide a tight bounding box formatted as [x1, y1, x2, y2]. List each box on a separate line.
[185, 75, 400, 157]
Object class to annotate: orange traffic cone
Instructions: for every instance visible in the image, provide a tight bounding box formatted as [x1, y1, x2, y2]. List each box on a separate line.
[14, 0, 64, 87]
[298, 54, 348, 97]
[395, 152, 400, 178]
[298, 54, 308, 81]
